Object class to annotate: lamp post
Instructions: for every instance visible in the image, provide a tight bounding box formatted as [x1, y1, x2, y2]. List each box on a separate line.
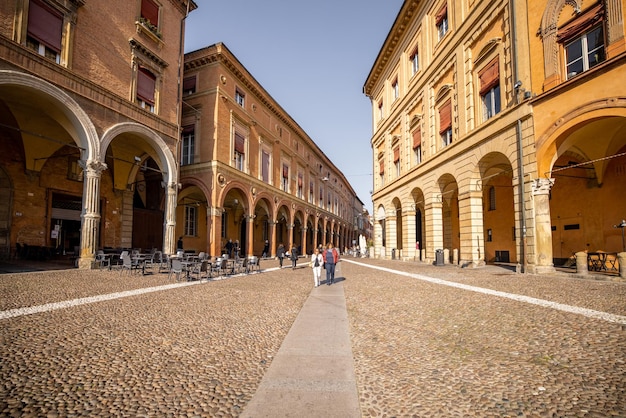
[614, 219, 626, 252]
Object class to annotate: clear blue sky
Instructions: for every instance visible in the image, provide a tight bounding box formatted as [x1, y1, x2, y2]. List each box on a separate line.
[184, 0, 404, 213]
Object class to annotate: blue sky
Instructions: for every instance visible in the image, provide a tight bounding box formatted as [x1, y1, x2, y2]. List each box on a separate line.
[184, 0, 404, 213]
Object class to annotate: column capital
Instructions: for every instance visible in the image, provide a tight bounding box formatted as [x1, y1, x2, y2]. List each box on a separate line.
[531, 178, 555, 196]
[80, 159, 107, 175]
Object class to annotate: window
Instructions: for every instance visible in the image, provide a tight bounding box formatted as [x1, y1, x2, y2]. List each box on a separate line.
[141, 0, 160, 30]
[235, 88, 245, 107]
[137, 66, 156, 112]
[319, 186, 323, 207]
[184, 205, 197, 236]
[559, 4, 605, 80]
[234, 132, 245, 171]
[183, 76, 196, 95]
[488, 186, 496, 210]
[378, 100, 384, 120]
[309, 181, 314, 203]
[479, 57, 501, 121]
[435, 3, 448, 40]
[297, 173, 303, 199]
[26, 0, 63, 64]
[379, 159, 385, 186]
[486, 228, 492, 242]
[261, 150, 271, 183]
[410, 47, 419, 76]
[393, 147, 400, 177]
[412, 129, 422, 164]
[392, 78, 399, 101]
[439, 99, 452, 148]
[181, 125, 195, 165]
[282, 164, 289, 192]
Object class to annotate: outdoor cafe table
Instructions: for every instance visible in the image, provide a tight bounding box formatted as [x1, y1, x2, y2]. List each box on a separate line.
[587, 251, 619, 272]
[131, 254, 151, 275]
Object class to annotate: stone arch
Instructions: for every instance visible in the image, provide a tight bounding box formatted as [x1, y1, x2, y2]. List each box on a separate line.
[0, 70, 99, 161]
[100, 122, 177, 186]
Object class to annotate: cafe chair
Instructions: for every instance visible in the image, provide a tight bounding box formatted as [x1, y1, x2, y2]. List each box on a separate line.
[95, 250, 110, 270]
[247, 256, 260, 273]
[169, 258, 184, 282]
[120, 254, 136, 275]
[209, 258, 223, 279]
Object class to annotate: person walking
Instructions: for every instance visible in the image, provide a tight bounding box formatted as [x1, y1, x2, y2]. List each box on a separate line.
[277, 243, 285, 268]
[322, 243, 339, 285]
[290, 243, 298, 270]
[262, 240, 269, 258]
[225, 239, 233, 258]
[310, 248, 323, 287]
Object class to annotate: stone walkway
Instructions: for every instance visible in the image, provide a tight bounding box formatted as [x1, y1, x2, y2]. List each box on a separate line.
[1, 257, 624, 416]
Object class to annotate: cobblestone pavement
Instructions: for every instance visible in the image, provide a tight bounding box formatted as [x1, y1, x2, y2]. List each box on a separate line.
[1, 258, 624, 417]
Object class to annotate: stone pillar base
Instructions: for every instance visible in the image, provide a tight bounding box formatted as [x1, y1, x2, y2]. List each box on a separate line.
[527, 265, 556, 275]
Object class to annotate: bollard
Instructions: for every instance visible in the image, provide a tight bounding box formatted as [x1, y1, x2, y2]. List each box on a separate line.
[618, 252, 626, 279]
[575, 251, 588, 275]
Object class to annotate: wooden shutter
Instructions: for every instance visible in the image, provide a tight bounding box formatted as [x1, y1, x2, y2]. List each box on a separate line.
[282, 164, 289, 179]
[479, 57, 499, 95]
[557, 3, 604, 43]
[412, 129, 422, 149]
[234, 132, 245, 154]
[183, 76, 196, 93]
[137, 67, 156, 104]
[379, 160, 385, 175]
[27, 0, 62, 52]
[393, 147, 400, 163]
[439, 99, 452, 134]
[141, 0, 159, 26]
[262, 151, 270, 182]
[435, 3, 447, 25]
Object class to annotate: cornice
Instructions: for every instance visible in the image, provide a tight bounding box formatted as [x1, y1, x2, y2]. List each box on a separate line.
[363, 0, 421, 97]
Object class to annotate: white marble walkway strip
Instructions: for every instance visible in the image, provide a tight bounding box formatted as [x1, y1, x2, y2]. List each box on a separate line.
[344, 260, 626, 326]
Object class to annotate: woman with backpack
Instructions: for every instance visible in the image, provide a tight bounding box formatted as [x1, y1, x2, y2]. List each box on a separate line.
[310, 247, 323, 287]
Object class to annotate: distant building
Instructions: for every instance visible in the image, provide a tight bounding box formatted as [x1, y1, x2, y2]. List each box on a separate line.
[181, 43, 364, 257]
[0, 0, 197, 266]
[364, 0, 625, 272]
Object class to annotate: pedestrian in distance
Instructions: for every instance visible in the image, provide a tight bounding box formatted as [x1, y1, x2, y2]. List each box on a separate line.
[310, 248, 323, 287]
[262, 240, 269, 258]
[177, 236, 184, 251]
[225, 239, 233, 258]
[277, 243, 285, 268]
[322, 243, 339, 285]
[290, 243, 298, 270]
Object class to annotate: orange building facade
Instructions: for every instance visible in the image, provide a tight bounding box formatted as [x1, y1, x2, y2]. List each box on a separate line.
[365, 0, 625, 272]
[180, 43, 365, 257]
[0, 0, 197, 267]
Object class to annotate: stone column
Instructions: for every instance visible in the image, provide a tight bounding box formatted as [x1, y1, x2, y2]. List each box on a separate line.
[270, 220, 277, 258]
[301, 226, 308, 255]
[531, 178, 556, 273]
[287, 223, 294, 249]
[313, 215, 320, 250]
[246, 215, 254, 257]
[163, 182, 178, 255]
[458, 189, 485, 267]
[78, 160, 106, 269]
[405, 208, 417, 259]
[425, 195, 443, 262]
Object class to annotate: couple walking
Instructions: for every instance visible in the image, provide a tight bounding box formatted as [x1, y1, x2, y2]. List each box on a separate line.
[311, 243, 339, 287]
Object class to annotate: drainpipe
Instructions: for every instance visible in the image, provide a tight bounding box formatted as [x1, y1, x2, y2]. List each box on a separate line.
[510, 0, 527, 273]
